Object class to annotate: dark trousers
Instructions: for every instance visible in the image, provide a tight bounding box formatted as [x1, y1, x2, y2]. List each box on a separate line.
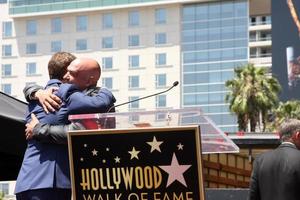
[16, 188, 71, 200]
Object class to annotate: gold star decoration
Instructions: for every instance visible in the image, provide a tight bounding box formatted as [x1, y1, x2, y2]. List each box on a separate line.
[147, 136, 163, 153]
[177, 143, 184, 150]
[114, 156, 121, 163]
[128, 147, 140, 160]
[91, 149, 98, 156]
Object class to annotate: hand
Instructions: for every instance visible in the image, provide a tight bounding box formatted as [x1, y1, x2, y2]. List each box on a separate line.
[25, 113, 39, 140]
[35, 87, 62, 113]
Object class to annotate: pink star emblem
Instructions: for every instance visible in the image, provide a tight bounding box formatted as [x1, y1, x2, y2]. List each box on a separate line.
[159, 153, 191, 187]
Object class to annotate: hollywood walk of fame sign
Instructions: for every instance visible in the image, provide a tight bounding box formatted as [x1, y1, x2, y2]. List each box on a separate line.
[68, 126, 205, 200]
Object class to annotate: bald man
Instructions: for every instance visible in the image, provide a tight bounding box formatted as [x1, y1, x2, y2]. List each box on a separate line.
[43, 58, 112, 124]
[15, 58, 116, 200]
[63, 58, 101, 90]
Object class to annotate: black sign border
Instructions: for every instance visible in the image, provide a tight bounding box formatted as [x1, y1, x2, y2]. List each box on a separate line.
[68, 125, 205, 200]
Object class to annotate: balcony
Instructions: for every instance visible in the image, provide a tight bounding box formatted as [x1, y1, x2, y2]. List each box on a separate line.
[249, 21, 271, 26]
[249, 36, 272, 42]
[250, 53, 272, 58]
[249, 52, 272, 67]
[249, 37, 271, 48]
[249, 20, 271, 32]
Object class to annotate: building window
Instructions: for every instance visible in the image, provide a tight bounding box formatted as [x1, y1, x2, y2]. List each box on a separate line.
[128, 35, 139, 47]
[155, 53, 166, 66]
[51, 41, 62, 52]
[155, 74, 166, 88]
[1, 84, 11, 95]
[128, 96, 139, 109]
[265, 16, 271, 24]
[2, 21, 12, 37]
[155, 33, 167, 45]
[102, 13, 113, 29]
[2, 64, 12, 76]
[51, 17, 62, 33]
[102, 77, 113, 89]
[2, 44, 12, 57]
[102, 57, 113, 69]
[26, 63, 37, 76]
[155, 8, 166, 24]
[129, 55, 139, 68]
[76, 15, 87, 31]
[128, 11, 139, 27]
[129, 114, 139, 122]
[102, 37, 113, 49]
[26, 20, 37, 35]
[155, 113, 166, 121]
[26, 43, 37, 54]
[76, 39, 87, 51]
[156, 95, 166, 108]
[260, 47, 272, 57]
[128, 75, 139, 89]
[0, 183, 9, 195]
[250, 17, 256, 25]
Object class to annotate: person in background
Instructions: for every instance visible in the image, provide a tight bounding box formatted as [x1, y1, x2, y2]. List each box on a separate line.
[248, 118, 300, 200]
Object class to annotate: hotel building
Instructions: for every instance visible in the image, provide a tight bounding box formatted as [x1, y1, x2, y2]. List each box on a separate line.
[0, 0, 271, 133]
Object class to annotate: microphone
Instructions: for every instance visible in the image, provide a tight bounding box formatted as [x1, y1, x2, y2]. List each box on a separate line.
[106, 81, 179, 113]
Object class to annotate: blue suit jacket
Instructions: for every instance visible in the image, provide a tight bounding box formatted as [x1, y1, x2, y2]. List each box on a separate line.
[15, 80, 115, 194]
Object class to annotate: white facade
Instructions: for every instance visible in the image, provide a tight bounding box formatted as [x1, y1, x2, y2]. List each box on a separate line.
[1, 1, 184, 112]
[0, 0, 272, 128]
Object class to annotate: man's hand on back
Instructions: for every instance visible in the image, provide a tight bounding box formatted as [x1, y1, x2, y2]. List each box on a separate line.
[35, 87, 62, 113]
[25, 113, 39, 140]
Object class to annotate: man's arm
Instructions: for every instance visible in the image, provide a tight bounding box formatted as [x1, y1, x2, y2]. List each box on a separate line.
[25, 113, 85, 144]
[58, 84, 116, 114]
[32, 123, 69, 144]
[23, 83, 61, 113]
[23, 83, 43, 102]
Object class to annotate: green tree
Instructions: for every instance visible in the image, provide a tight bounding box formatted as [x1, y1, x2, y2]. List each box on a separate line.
[225, 63, 281, 132]
[267, 100, 300, 131]
[0, 192, 4, 200]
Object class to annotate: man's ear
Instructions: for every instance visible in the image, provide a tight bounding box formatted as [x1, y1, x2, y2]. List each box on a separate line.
[85, 77, 93, 88]
[296, 131, 300, 139]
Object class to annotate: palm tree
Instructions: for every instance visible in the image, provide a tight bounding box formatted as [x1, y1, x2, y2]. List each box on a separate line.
[225, 63, 281, 132]
[268, 100, 300, 131]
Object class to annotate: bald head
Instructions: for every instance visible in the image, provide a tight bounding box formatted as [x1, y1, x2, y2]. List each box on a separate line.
[63, 58, 101, 90]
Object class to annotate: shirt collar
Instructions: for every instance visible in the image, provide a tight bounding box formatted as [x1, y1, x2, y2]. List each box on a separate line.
[281, 141, 296, 147]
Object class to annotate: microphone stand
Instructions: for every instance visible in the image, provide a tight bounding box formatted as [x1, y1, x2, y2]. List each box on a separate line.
[102, 81, 179, 128]
[106, 81, 179, 113]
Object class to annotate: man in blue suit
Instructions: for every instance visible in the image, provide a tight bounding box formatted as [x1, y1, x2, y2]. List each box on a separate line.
[15, 54, 116, 200]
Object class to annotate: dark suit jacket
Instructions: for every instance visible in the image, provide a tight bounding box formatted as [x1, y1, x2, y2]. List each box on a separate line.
[15, 80, 115, 194]
[248, 143, 300, 200]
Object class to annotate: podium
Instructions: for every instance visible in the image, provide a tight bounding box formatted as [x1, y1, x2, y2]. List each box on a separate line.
[68, 108, 239, 200]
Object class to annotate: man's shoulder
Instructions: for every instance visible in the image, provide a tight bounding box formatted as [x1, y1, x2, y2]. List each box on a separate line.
[46, 79, 62, 88]
[56, 83, 80, 100]
[255, 148, 278, 161]
[258, 144, 299, 159]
